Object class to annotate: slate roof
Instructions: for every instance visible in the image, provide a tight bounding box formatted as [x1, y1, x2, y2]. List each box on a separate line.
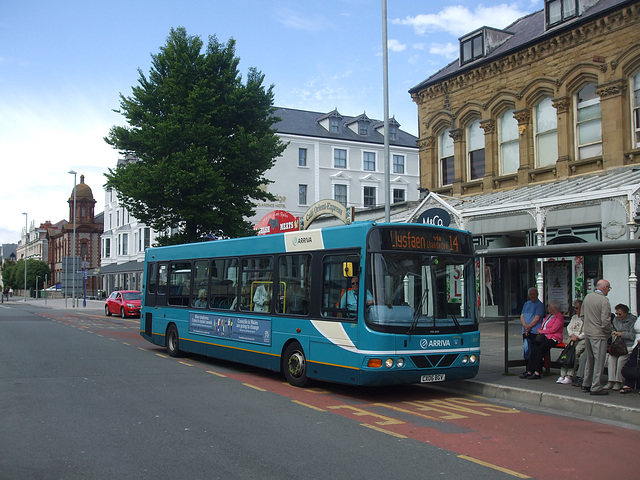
[409, 0, 634, 94]
[272, 107, 418, 148]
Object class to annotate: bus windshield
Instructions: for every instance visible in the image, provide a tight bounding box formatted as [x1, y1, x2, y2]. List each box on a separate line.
[365, 251, 476, 333]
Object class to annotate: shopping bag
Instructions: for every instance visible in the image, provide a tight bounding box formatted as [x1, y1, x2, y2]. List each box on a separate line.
[556, 341, 576, 366]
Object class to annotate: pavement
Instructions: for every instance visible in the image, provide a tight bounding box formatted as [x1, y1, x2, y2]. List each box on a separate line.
[4, 296, 640, 429]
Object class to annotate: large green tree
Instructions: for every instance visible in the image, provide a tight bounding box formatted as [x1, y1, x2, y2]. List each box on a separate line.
[104, 27, 286, 245]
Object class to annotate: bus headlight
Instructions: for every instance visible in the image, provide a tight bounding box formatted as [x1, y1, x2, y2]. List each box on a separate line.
[461, 355, 478, 364]
[385, 358, 394, 368]
[396, 358, 405, 368]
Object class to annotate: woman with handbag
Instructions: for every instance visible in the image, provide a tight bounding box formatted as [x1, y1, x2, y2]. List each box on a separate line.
[520, 299, 565, 380]
[557, 300, 585, 385]
[604, 304, 636, 391]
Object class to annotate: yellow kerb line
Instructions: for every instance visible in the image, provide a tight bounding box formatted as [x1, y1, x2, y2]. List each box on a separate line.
[458, 455, 532, 479]
[292, 400, 326, 412]
[243, 383, 267, 392]
[360, 423, 407, 438]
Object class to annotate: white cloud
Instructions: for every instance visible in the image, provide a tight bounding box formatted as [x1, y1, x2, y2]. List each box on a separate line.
[387, 39, 406, 52]
[0, 91, 115, 243]
[429, 42, 459, 59]
[393, 3, 529, 37]
[275, 8, 333, 32]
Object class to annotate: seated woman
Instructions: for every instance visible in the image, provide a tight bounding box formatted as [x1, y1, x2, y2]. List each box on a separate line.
[193, 289, 207, 308]
[520, 299, 565, 380]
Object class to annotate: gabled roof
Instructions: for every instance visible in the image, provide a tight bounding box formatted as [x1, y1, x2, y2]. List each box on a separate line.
[409, 0, 634, 94]
[272, 107, 418, 148]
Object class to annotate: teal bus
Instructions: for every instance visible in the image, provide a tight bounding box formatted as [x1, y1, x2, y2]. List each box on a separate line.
[140, 221, 479, 386]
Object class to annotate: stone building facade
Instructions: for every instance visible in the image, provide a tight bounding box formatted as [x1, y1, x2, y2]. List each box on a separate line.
[407, 0, 640, 316]
[411, 0, 639, 196]
[48, 175, 103, 298]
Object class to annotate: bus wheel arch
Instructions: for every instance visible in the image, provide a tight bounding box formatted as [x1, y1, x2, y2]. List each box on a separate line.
[166, 323, 181, 357]
[281, 341, 309, 387]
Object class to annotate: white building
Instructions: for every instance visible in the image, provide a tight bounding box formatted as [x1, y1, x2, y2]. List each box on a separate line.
[17, 220, 49, 263]
[100, 108, 419, 292]
[100, 157, 160, 294]
[249, 108, 420, 225]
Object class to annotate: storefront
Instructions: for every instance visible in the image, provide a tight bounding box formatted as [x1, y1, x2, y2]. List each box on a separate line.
[407, 166, 640, 317]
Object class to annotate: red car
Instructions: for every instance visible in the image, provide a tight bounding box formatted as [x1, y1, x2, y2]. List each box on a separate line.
[105, 290, 142, 318]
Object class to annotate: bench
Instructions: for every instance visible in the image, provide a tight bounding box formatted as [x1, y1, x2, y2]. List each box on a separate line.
[543, 342, 566, 374]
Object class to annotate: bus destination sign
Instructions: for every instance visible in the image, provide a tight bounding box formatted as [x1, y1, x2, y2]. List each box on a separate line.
[380, 228, 469, 254]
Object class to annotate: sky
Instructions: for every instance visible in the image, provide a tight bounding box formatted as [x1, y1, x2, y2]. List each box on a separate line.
[0, 0, 542, 244]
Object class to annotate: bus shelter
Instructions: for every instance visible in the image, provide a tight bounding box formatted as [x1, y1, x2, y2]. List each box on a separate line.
[475, 239, 640, 374]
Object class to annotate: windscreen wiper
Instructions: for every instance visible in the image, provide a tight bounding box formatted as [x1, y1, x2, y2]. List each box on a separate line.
[407, 286, 428, 334]
[450, 311, 462, 334]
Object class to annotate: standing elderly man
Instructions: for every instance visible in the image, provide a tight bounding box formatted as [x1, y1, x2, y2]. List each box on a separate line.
[520, 287, 545, 361]
[580, 279, 613, 395]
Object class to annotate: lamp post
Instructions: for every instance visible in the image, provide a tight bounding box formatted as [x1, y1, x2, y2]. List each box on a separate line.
[381, 0, 390, 223]
[69, 170, 77, 308]
[22, 212, 27, 302]
[35, 275, 39, 300]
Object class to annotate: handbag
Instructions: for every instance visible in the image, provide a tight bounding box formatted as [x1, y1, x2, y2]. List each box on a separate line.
[556, 341, 576, 366]
[534, 333, 546, 345]
[621, 345, 640, 381]
[608, 335, 628, 357]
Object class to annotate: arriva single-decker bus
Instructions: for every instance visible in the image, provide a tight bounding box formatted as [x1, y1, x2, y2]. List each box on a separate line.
[140, 221, 479, 386]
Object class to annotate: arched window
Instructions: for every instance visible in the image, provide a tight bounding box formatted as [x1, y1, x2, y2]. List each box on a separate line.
[633, 70, 640, 148]
[499, 109, 519, 174]
[467, 119, 485, 180]
[439, 129, 454, 186]
[534, 97, 558, 167]
[575, 83, 602, 159]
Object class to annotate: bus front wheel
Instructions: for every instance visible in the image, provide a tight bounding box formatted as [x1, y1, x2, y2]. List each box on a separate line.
[282, 342, 308, 387]
[166, 324, 180, 357]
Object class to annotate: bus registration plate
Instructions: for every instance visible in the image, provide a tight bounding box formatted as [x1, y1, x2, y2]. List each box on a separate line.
[421, 374, 445, 383]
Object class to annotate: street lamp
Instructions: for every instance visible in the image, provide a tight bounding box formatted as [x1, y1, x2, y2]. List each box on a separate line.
[22, 212, 27, 302]
[69, 170, 77, 308]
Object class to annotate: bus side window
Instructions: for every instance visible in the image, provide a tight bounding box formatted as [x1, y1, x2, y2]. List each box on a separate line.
[192, 260, 209, 308]
[211, 258, 238, 310]
[158, 264, 168, 295]
[169, 262, 191, 307]
[322, 254, 358, 318]
[147, 263, 157, 294]
[277, 254, 312, 315]
[240, 256, 273, 312]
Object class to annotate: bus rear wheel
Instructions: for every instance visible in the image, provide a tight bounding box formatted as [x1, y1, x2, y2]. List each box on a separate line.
[282, 342, 308, 387]
[166, 324, 180, 357]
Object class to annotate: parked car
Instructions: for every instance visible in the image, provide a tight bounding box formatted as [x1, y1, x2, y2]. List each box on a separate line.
[105, 290, 142, 318]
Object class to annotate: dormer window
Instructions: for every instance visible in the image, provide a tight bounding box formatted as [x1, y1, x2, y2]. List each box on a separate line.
[461, 33, 484, 65]
[330, 117, 340, 132]
[546, 0, 578, 27]
[458, 26, 512, 66]
[359, 121, 368, 135]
